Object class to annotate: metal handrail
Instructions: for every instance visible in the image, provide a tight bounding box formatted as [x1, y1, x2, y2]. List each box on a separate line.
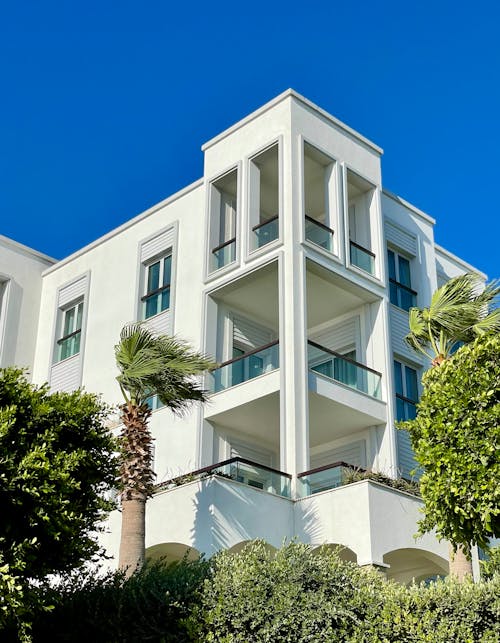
[252, 214, 279, 232]
[57, 329, 81, 345]
[389, 278, 417, 296]
[350, 239, 376, 258]
[396, 392, 417, 405]
[307, 340, 382, 378]
[297, 460, 364, 479]
[305, 214, 335, 236]
[156, 456, 292, 491]
[215, 340, 279, 370]
[140, 283, 170, 301]
[212, 237, 237, 254]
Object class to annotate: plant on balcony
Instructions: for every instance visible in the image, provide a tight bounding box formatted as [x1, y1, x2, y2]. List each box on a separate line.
[341, 467, 421, 497]
[115, 323, 215, 575]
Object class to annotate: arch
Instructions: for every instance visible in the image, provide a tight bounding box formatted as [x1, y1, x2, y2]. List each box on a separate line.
[383, 547, 448, 585]
[227, 540, 277, 556]
[145, 542, 200, 565]
[312, 543, 358, 564]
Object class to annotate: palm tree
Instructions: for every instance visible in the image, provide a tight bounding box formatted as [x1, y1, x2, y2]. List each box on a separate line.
[405, 272, 499, 579]
[115, 322, 215, 575]
[405, 272, 500, 365]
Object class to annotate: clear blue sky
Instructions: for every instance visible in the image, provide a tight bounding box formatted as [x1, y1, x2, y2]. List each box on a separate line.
[1, 1, 499, 278]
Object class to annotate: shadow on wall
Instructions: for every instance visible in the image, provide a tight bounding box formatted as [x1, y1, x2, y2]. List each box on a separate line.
[190, 476, 293, 557]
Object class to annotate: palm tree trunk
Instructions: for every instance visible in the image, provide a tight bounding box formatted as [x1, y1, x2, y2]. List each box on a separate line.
[119, 496, 146, 575]
[449, 543, 473, 581]
[118, 401, 154, 576]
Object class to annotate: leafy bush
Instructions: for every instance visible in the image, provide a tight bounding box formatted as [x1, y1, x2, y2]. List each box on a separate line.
[28, 557, 209, 643]
[195, 540, 386, 642]
[481, 544, 500, 580]
[360, 576, 500, 643]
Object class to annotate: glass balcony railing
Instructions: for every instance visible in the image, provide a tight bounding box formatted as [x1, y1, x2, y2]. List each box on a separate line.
[211, 237, 236, 271]
[307, 340, 382, 399]
[297, 461, 357, 498]
[305, 215, 334, 253]
[252, 215, 279, 249]
[156, 457, 291, 499]
[209, 341, 279, 393]
[350, 240, 375, 275]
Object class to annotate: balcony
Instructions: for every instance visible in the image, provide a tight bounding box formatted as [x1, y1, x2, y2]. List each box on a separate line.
[252, 215, 279, 249]
[211, 237, 236, 271]
[307, 340, 381, 399]
[297, 461, 357, 498]
[156, 457, 291, 499]
[350, 240, 375, 275]
[209, 340, 279, 393]
[305, 215, 335, 253]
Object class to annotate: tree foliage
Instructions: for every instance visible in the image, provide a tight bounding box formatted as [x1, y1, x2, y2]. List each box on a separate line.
[3, 542, 500, 642]
[0, 368, 118, 635]
[399, 334, 500, 552]
[405, 272, 500, 364]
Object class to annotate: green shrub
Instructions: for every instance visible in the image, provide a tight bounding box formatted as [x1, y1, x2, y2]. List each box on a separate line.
[358, 576, 500, 643]
[29, 557, 209, 643]
[195, 540, 386, 642]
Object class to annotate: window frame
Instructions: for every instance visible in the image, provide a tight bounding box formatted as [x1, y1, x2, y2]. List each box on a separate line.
[141, 252, 172, 320]
[56, 299, 84, 362]
[388, 248, 417, 311]
[394, 359, 419, 421]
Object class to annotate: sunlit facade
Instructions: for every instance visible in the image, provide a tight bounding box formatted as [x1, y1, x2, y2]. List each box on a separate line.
[1, 91, 483, 582]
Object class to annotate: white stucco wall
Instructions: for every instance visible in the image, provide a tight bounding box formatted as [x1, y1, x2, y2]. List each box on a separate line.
[0, 235, 55, 373]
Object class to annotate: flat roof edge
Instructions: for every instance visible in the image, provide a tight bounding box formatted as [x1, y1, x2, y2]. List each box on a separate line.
[201, 89, 383, 155]
[382, 189, 436, 224]
[43, 178, 204, 276]
[434, 243, 487, 280]
[0, 235, 56, 264]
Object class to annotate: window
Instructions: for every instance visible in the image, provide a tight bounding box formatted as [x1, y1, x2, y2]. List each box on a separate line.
[142, 254, 172, 319]
[249, 143, 280, 250]
[146, 394, 164, 411]
[347, 170, 376, 275]
[394, 360, 418, 421]
[57, 300, 83, 361]
[303, 143, 336, 253]
[209, 169, 238, 272]
[388, 249, 417, 311]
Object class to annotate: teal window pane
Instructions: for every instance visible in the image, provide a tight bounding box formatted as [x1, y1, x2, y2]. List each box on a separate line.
[161, 288, 170, 311]
[147, 261, 160, 292]
[388, 250, 396, 280]
[394, 360, 403, 396]
[63, 307, 75, 336]
[398, 256, 411, 288]
[145, 295, 159, 319]
[405, 366, 418, 401]
[163, 256, 172, 286]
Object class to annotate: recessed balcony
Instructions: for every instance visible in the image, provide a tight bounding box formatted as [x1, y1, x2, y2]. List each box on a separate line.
[349, 240, 376, 275]
[208, 340, 279, 393]
[308, 340, 381, 399]
[304, 215, 334, 253]
[211, 237, 236, 271]
[252, 215, 279, 249]
[156, 456, 291, 499]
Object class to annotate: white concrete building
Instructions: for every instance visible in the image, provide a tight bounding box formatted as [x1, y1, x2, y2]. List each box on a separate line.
[3, 90, 484, 582]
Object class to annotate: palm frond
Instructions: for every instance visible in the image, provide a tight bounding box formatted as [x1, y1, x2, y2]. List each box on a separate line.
[115, 323, 215, 410]
[405, 272, 499, 363]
